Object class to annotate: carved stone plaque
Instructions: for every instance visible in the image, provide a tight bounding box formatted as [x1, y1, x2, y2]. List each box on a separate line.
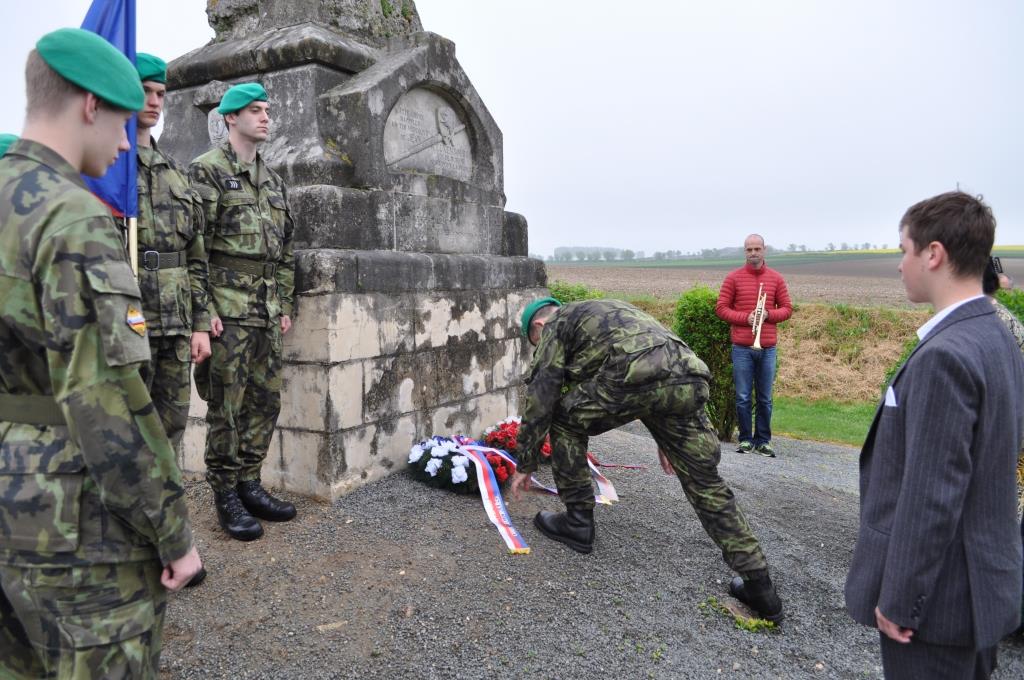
[383, 88, 472, 181]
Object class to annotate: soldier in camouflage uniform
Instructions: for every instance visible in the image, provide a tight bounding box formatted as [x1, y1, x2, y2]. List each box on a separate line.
[0, 28, 201, 679]
[134, 53, 212, 456]
[190, 82, 297, 541]
[510, 297, 784, 623]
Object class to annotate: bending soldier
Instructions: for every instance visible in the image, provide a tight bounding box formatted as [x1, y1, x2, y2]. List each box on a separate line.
[0, 28, 201, 678]
[190, 82, 297, 541]
[510, 297, 784, 623]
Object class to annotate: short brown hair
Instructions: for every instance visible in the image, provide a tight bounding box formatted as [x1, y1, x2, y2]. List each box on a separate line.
[25, 49, 84, 118]
[900, 191, 995, 279]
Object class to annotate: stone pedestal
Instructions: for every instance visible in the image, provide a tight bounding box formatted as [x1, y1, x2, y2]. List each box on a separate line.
[163, 0, 546, 499]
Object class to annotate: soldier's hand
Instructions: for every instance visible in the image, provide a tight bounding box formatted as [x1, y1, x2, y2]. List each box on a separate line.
[281, 314, 292, 335]
[210, 317, 224, 338]
[509, 471, 532, 501]
[191, 331, 212, 364]
[657, 448, 675, 475]
[162, 545, 203, 592]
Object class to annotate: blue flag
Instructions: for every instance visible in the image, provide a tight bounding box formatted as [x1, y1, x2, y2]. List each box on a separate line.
[81, 0, 137, 217]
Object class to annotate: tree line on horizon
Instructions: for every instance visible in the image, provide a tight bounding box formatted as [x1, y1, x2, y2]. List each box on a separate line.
[535, 242, 890, 262]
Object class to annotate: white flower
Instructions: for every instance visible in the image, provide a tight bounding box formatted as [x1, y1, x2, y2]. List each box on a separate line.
[451, 465, 468, 484]
[408, 444, 425, 464]
[425, 458, 443, 477]
[430, 444, 447, 458]
[451, 455, 469, 468]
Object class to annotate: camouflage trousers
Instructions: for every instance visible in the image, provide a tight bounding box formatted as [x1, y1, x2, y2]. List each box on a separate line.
[138, 335, 191, 455]
[550, 379, 768, 575]
[0, 560, 165, 679]
[195, 323, 282, 492]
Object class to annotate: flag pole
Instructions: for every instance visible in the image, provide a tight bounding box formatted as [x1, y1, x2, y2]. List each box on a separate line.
[128, 217, 138, 274]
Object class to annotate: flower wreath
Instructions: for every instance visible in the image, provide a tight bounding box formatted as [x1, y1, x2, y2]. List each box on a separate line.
[482, 416, 551, 461]
[408, 435, 516, 495]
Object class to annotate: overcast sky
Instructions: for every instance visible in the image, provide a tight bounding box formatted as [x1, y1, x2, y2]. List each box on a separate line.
[3, 1, 1021, 256]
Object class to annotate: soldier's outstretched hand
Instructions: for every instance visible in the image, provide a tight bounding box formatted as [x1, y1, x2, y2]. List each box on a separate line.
[162, 546, 203, 592]
[509, 471, 531, 501]
[658, 448, 675, 476]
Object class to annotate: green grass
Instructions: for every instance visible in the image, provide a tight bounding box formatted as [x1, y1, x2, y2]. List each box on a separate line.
[772, 396, 875, 446]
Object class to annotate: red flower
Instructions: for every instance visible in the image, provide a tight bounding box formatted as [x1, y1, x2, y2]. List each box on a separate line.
[495, 467, 509, 483]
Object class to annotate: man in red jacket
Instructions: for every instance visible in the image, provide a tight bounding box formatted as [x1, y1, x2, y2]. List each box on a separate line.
[715, 234, 793, 457]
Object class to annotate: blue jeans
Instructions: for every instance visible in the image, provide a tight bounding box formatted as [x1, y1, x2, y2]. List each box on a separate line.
[731, 344, 776, 446]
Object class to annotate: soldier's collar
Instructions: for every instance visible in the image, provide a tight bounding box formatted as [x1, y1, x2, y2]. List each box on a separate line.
[220, 141, 263, 180]
[5, 138, 88, 191]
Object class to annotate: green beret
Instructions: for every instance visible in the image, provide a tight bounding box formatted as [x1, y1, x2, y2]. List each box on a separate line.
[520, 297, 562, 338]
[36, 28, 144, 111]
[136, 52, 166, 83]
[0, 134, 17, 157]
[217, 82, 268, 115]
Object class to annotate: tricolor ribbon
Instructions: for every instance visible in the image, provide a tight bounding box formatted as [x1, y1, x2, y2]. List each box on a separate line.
[458, 446, 530, 555]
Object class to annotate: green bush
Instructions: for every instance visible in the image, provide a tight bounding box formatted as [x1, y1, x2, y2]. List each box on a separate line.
[673, 286, 736, 441]
[548, 280, 605, 304]
[996, 289, 1024, 321]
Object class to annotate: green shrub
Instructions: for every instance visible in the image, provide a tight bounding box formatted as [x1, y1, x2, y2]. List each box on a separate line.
[673, 286, 735, 441]
[996, 289, 1024, 321]
[548, 280, 605, 304]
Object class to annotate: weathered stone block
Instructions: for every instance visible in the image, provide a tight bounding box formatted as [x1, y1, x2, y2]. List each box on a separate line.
[328, 361, 364, 430]
[274, 429, 322, 497]
[278, 364, 329, 431]
[364, 353, 431, 422]
[502, 211, 529, 256]
[414, 291, 494, 350]
[179, 418, 208, 478]
[429, 392, 510, 437]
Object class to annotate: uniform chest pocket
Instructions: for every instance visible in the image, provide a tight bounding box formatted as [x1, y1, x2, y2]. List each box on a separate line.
[218, 192, 261, 235]
[167, 182, 195, 240]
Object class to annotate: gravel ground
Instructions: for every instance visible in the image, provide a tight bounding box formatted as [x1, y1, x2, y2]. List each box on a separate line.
[161, 429, 1024, 679]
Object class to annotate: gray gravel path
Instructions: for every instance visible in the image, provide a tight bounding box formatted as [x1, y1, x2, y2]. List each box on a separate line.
[162, 430, 1024, 679]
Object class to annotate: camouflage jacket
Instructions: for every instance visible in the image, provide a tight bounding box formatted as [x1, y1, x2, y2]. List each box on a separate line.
[517, 299, 711, 472]
[0, 139, 193, 567]
[136, 140, 210, 336]
[189, 143, 294, 328]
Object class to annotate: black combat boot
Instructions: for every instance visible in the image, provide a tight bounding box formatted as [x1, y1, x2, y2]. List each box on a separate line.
[729, 572, 784, 624]
[214, 488, 264, 541]
[237, 480, 297, 522]
[533, 506, 595, 554]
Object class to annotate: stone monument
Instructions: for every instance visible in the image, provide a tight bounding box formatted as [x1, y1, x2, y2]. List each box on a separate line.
[161, 0, 547, 499]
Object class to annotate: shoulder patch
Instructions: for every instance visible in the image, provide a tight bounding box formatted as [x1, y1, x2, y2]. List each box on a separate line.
[126, 305, 147, 336]
[224, 177, 242, 191]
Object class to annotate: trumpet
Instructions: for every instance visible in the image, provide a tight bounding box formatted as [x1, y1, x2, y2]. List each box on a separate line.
[751, 283, 767, 350]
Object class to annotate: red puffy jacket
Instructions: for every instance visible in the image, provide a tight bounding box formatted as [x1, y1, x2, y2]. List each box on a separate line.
[715, 263, 792, 348]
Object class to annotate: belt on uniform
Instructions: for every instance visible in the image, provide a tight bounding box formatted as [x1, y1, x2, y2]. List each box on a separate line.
[210, 252, 277, 278]
[0, 393, 66, 426]
[140, 249, 187, 271]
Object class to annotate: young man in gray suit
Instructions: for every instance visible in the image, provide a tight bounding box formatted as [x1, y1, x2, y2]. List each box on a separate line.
[845, 191, 1024, 679]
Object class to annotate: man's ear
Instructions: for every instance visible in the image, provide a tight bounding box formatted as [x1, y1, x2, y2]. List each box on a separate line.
[224, 112, 236, 128]
[925, 241, 947, 271]
[82, 92, 100, 124]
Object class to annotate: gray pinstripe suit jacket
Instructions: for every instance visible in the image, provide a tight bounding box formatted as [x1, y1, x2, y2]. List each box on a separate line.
[845, 297, 1024, 648]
